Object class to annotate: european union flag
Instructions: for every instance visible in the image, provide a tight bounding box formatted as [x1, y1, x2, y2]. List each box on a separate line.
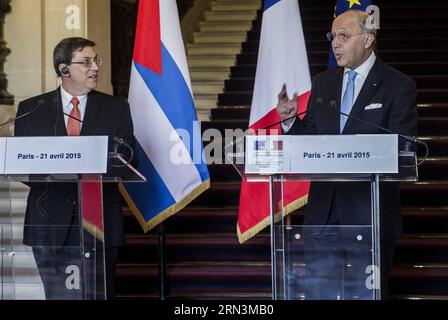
[328, 0, 373, 69]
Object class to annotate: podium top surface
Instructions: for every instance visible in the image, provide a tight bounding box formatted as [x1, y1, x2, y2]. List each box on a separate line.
[226, 134, 419, 182]
[0, 136, 146, 183]
[0, 153, 146, 183]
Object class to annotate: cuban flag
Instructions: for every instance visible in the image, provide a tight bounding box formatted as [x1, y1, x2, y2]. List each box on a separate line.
[120, 0, 210, 232]
[328, 0, 372, 69]
[237, 0, 311, 243]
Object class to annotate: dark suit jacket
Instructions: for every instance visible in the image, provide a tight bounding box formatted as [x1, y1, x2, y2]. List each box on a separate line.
[14, 88, 137, 247]
[288, 58, 417, 240]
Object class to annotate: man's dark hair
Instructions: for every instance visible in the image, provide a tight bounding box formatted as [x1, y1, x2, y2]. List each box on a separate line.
[53, 37, 96, 76]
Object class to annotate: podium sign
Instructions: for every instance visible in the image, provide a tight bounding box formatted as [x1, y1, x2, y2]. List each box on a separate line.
[245, 134, 398, 174]
[4, 136, 108, 174]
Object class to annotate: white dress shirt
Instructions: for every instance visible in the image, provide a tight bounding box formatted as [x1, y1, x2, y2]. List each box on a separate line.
[60, 85, 88, 129]
[341, 51, 376, 107]
[282, 51, 377, 133]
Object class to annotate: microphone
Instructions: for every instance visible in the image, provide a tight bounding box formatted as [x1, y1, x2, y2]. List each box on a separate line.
[62, 110, 135, 167]
[330, 100, 428, 166]
[263, 97, 324, 130]
[1, 99, 45, 130]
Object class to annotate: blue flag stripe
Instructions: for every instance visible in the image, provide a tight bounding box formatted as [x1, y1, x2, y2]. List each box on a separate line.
[263, 0, 281, 11]
[124, 141, 177, 220]
[134, 46, 209, 182]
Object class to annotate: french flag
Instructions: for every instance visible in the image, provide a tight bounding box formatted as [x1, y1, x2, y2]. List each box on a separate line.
[237, 0, 311, 243]
[121, 0, 210, 232]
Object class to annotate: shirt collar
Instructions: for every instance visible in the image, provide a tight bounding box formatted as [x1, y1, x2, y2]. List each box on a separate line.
[60, 85, 88, 107]
[344, 51, 376, 79]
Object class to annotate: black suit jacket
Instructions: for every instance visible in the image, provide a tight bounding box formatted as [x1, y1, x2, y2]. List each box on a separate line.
[288, 58, 417, 240]
[14, 88, 137, 247]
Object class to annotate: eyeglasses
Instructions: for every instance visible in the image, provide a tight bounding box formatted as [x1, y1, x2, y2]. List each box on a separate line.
[326, 31, 365, 43]
[69, 56, 103, 67]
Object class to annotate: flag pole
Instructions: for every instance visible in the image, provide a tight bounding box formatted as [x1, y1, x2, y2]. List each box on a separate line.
[157, 222, 166, 300]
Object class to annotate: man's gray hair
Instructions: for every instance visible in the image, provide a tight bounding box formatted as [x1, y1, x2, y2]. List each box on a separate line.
[356, 10, 377, 37]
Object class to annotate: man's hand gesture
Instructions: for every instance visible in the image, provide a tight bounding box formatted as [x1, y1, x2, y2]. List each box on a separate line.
[276, 83, 298, 127]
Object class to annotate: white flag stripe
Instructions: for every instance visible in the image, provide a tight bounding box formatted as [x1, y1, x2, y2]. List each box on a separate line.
[129, 64, 202, 201]
[160, 0, 194, 96]
[250, 0, 311, 126]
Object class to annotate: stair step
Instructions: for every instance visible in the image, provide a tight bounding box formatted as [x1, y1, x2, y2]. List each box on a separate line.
[197, 110, 212, 122]
[116, 291, 271, 300]
[417, 158, 448, 181]
[390, 264, 448, 296]
[188, 56, 236, 68]
[116, 261, 448, 297]
[396, 235, 448, 263]
[249, 29, 448, 43]
[216, 88, 448, 106]
[188, 181, 448, 207]
[389, 294, 448, 300]
[124, 207, 237, 234]
[258, 25, 448, 38]
[192, 76, 228, 84]
[298, 17, 448, 29]
[199, 21, 253, 32]
[418, 104, 448, 117]
[116, 263, 271, 294]
[230, 62, 448, 81]
[419, 118, 448, 135]
[195, 98, 218, 110]
[192, 81, 224, 95]
[203, 158, 448, 182]
[193, 32, 248, 44]
[211, 1, 261, 12]
[236, 50, 448, 66]
[298, 5, 448, 18]
[222, 74, 448, 92]
[400, 182, 448, 206]
[124, 206, 448, 236]
[119, 231, 448, 264]
[119, 234, 269, 263]
[242, 39, 448, 54]
[199, 118, 448, 136]
[210, 104, 448, 120]
[187, 43, 242, 55]
[190, 68, 230, 81]
[204, 11, 258, 22]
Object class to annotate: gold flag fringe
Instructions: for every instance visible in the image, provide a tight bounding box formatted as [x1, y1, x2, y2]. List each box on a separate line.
[120, 179, 211, 233]
[237, 194, 308, 243]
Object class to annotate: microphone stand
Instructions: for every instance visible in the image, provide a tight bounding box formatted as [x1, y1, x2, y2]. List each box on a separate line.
[158, 222, 167, 300]
[332, 101, 429, 167]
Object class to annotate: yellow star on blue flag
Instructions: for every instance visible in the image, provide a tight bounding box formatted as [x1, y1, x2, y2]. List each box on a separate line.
[347, 0, 361, 8]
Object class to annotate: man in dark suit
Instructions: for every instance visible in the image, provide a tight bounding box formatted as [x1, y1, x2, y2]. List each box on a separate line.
[14, 37, 137, 300]
[277, 10, 417, 299]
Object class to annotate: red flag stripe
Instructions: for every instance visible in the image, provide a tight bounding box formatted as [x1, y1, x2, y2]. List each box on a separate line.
[133, 0, 162, 74]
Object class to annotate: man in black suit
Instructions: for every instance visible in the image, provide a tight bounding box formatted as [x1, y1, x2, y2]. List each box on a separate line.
[14, 37, 137, 300]
[277, 10, 417, 299]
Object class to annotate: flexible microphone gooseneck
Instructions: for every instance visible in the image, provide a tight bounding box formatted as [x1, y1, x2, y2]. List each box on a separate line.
[330, 100, 428, 167]
[0, 99, 45, 130]
[62, 110, 135, 168]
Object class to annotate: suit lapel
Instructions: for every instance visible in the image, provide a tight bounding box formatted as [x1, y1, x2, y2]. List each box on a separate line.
[329, 68, 344, 134]
[81, 91, 101, 135]
[50, 88, 68, 136]
[343, 59, 384, 133]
